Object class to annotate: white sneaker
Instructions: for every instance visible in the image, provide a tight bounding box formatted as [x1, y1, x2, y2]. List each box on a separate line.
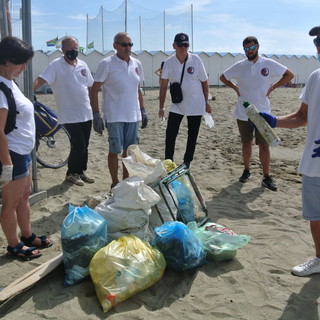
[291, 257, 320, 276]
[65, 174, 84, 186]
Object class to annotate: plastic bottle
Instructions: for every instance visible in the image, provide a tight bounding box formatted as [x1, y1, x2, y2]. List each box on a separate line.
[203, 113, 214, 128]
[243, 101, 280, 147]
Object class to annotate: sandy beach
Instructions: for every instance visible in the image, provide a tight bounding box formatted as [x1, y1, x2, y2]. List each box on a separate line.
[0, 86, 318, 320]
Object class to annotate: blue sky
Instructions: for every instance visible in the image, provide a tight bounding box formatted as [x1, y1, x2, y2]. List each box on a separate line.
[9, 0, 320, 55]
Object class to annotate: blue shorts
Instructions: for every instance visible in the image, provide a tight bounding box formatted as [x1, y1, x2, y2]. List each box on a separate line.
[302, 175, 320, 221]
[106, 122, 139, 154]
[0, 151, 31, 180]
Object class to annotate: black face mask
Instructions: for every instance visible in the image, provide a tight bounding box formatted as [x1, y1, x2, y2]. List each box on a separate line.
[65, 49, 78, 61]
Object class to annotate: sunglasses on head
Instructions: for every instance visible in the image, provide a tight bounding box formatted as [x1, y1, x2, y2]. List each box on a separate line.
[243, 45, 257, 52]
[177, 43, 189, 48]
[314, 37, 320, 47]
[116, 42, 134, 48]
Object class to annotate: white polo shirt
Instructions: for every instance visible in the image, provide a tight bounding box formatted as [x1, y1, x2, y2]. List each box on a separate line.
[161, 53, 208, 116]
[0, 76, 35, 154]
[94, 54, 144, 123]
[298, 68, 320, 177]
[223, 56, 287, 120]
[39, 57, 94, 124]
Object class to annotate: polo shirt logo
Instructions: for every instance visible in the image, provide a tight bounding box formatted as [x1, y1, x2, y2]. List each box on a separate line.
[261, 68, 269, 76]
[81, 69, 87, 76]
[187, 66, 195, 74]
[135, 67, 141, 75]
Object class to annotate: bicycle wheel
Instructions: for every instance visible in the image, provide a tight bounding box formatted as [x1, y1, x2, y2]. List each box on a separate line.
[36, 125, 71, 169]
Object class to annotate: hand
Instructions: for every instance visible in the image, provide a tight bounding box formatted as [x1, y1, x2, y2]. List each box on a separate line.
[312, 139, 320, 158]
[141, 109, 148, 129]
[159, 108, 165, 121]
[259, 112, 277, 128]
[93, 112, 104, 135]
[0, 164, 13, 188]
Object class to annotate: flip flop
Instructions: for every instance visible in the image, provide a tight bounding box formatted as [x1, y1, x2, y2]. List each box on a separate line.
[7, 241, 42, 261]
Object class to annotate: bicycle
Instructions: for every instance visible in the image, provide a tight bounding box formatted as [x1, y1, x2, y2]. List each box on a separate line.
[34, 98, 71, 169]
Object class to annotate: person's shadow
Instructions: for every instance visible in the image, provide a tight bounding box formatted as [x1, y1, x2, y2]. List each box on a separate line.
[278, 276, 320, 320]
[205, 180, 268, 222]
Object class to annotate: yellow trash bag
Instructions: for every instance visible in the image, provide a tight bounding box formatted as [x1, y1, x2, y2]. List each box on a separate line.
[89, 235, 166, 312]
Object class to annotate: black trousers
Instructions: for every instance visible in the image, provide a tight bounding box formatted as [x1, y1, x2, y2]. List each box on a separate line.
[63, 120, 92, 175]
[165, 112, 202, 164]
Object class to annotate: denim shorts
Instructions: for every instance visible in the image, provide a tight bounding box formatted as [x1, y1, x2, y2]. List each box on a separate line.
[302, 175, 320, 221]
[0, 151, 31, 180]
[106, 122, 139, 154]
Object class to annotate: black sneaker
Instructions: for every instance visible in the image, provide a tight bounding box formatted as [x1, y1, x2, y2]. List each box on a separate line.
[262, 175, 277, 191]
[239, 170, 251, 183]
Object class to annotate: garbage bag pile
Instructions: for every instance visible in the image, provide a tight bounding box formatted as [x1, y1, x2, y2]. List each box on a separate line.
[60, 146, 251, 312]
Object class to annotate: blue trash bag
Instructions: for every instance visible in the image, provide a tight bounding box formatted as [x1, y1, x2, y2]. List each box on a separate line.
[61, 204, 108, 286]
[170, 179, 195, 223]
[152, 221, 206, 271]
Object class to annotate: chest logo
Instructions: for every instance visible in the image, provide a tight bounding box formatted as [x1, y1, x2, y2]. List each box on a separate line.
[135, 67, 141, 75]
[261, 68, 269, 77]
[81, 69, 87, 76]
[187, 66, 195, 74]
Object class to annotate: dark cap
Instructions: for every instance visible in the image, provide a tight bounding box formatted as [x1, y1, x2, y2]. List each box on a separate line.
[174, 33, 189, 45]
[309, 26, 320, 36]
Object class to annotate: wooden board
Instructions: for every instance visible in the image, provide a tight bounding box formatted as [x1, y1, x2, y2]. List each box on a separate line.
[0, 253, 63, 302]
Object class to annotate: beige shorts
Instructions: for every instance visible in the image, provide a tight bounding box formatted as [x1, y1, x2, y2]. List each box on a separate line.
[237, 119, 267, 145]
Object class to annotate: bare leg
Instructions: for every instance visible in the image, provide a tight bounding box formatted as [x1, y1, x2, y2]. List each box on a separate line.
[259, 144, 270, 176]
[310, 221, 320, 258]
[108, 152, 119, 187]
[122, 149, 129, 180]
[242, 141, 252, 170]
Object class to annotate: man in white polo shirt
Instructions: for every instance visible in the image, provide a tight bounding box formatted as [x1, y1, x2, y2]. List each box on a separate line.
[34, 36, 95, 186]
[90, 32, 147, 190]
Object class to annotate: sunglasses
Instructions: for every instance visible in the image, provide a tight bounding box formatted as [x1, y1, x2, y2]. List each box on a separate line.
[177, 43, 189, 48]
[243, 45, 257, 52]
[116, 42, 134, 48]
[314, 37, 320, 47]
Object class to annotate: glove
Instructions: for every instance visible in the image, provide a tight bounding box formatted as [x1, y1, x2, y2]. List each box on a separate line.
[93, 112, 104, 135]
[312, 139, 320, 158]
[141, 109, 148, 129]
[259, 112, 277, 128]
[0, 164, 13, 188]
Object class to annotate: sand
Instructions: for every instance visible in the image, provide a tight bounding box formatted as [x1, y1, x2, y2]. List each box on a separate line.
[0, 87, 317, 320]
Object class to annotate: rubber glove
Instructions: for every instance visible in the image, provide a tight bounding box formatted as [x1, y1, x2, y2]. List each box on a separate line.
[259, 112, 277, 128]
[93, 112, 104, 135]
[141, 109, 148, 129]
[0, 164, 13, 188]
[312, 139, 320, 158]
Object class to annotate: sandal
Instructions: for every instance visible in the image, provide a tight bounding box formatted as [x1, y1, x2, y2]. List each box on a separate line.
[7, 241, 42, 261]
[21, 233, 53, 249]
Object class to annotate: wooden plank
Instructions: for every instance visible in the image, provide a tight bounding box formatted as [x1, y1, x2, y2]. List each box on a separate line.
[0, 253, 63, 302]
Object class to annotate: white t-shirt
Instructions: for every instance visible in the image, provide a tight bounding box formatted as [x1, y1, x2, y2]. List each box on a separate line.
[0, 76, 35, 154]
[39, 57, 94, 124]
[161, 53, 208, 116]
[94, 54, 144, 123]
[298, 68, 320, 177]
[223, 56, 287, 120]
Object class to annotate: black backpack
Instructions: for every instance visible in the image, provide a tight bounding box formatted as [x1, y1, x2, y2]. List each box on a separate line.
[0, 81, 18, 134]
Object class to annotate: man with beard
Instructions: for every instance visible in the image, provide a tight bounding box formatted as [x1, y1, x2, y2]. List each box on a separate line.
[220, 36, 293, 191]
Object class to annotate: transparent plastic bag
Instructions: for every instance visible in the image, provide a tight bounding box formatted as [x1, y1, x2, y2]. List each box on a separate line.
[187, 221, 251, 261]
[61, 204, 108, 286]
[89, 235, 166, 313]
[152, 221, 206, 271]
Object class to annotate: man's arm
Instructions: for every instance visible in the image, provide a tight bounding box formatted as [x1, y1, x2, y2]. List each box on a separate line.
[219, 74, 240, 96]
[90, 81, 104, 134]
[201, 80, 212, 113]
[267, 69, 294, 96]
[33, 77, 47, 92]
[159, 78, 169, 119]
[276, 102, 308, 128]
